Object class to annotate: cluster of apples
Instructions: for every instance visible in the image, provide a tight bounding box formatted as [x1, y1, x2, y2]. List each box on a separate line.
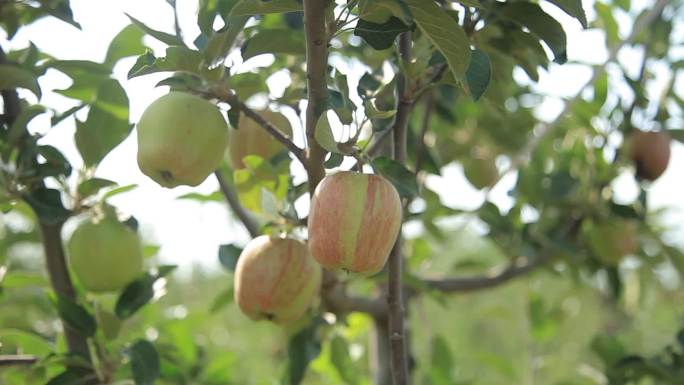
[66, 92, 402, 325]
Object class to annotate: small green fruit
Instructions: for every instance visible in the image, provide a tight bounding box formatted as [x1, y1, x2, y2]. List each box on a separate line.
[463, 157, 499, 189]
[228, 110, 292, 169]
[587, 220, 639, 266]
[137, 92, 228, 188]
[67, 217, 143, 293]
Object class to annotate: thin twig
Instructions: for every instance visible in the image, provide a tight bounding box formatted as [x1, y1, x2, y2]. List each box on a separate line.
[214, 171, 260, 238]
[217, 93, 308, 166]
[0, 355, 38, 367]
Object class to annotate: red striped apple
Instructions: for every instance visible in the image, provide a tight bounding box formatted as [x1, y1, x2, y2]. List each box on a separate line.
[228, 110, 293, 169]
[234, 235, 321, 324]
[308, 171, 402, 275]
[626, 130, 671, 181]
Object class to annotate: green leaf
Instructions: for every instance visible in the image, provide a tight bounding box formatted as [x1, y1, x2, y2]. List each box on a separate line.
[330, 335, 360, 385]
[594, 2, 619, 48]
[37, 145, 72, 177]
[354, 16, 412, 50]
[218, 244, 243, 272]
[45, 369, 94, 385]
[105, 24, 147, 66]
[126, 14, 183, 46]
[77, 178, 117, 199]
[75, 79, 131, 166]
[176, 191, 224, 202]
[115, 273, 156, 319]
[545, 0, 587, 28]
[1, 272, 49, 289]
[8, 105, 45, 146]
[428, 336, 454, 385]
[499, 2, 567, 64]
[314, 113, 339, 154]
[241, 29, 305, 60]
[103, 184, 138, 200]
[405, 0, 470, 78]
[364, 99, 396, 119]
[54, 294, 97, 337]
[203, 16, 249, 66]
[230, 0, 302, 16]
[51, 104, 86, 126]
[209, 287, 234, 313]
[23, 188, 71, 225]
[128, 46, 203, 79]
[372, 156, 418, 198]
[286, 321, 321, 385]
[0, 64, 41, 98]
[465, 49, 491, 101]
[129, 339, 160, 385]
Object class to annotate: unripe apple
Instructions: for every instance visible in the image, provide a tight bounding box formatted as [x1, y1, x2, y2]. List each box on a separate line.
[67, 217, 143, 293]
[308, 171, 402, 275]
[234, 235, 321, 324]
[463, 157, 499, 189]
[137, 92, 229, 188]
[626, 130, 671, 181]
[586, 220, 639, 266]
[228, 110, 293, 169]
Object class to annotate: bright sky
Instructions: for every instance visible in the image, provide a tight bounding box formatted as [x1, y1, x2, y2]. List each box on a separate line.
[3, 0, 682, 270]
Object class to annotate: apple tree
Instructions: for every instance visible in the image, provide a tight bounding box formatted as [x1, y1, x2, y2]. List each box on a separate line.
[1, 0, 684, 384]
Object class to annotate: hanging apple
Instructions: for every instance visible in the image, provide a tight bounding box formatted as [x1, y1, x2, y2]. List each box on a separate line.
[228, 110, 293, 169]
[137, 92, 229, 188]
[234, 235, 321, 324]
[308, 171, 402, 275]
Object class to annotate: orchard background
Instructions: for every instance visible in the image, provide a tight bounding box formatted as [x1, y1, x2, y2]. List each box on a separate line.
[1, 0, 684, 384]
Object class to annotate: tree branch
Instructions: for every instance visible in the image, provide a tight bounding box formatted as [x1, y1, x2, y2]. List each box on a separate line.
[423, 254, 550, 293]
[1, 47, 92, 363]
[38, 222, 92, 358]
[216, 93, 308, 166]
[214, 171, 260, 238]
[302, 0, 329, 194]
[0, 355, 38, 367]
[387, 31, 412, 385]
[321, 271, 388, 318]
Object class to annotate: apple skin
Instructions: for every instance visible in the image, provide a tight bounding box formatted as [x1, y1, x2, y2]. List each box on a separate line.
[463, 157, 499, 189]
[137, 92, 229, 188]
[67, 217, 143, 293]
[228, 110, 293, 169]
[587, 220, 639, 266]
[234, 235, 321, 324]
[626, 130, 671, 181]
[308, 171, 402, 275]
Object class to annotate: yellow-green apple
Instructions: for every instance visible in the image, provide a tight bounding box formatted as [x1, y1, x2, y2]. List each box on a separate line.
[228, 110, 293, 169]
[587, 220, 639, 266]
[626, 130, 671, 181]
[463, 157, 499, 189]
[308, 171, 402, 274]
[234, 235, 321, 324]
[137, 92, 228, 187]
[67, 216, 143, 292]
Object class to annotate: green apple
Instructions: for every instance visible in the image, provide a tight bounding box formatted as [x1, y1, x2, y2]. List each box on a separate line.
[67, 217, 143, 293]
[587, 220, 639, 266]
[228, 110, 293, 169]
[234, 235, 321, 324]
[137, 92, 229, 188]
[463, 157, 499, 190]
[308, 171, 403, 275]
